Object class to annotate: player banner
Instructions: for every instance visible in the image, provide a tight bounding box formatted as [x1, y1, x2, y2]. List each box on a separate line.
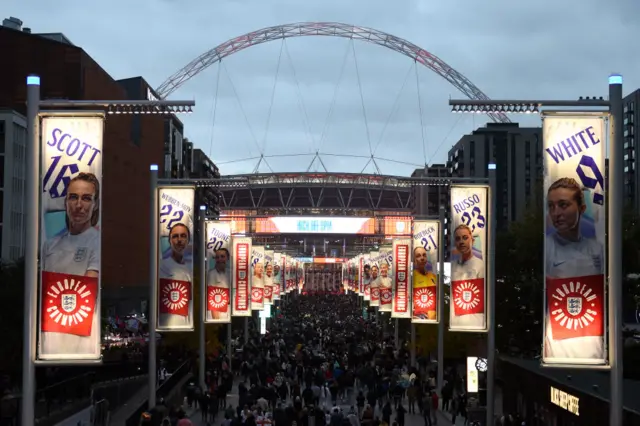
[412, 221, 440, 324]
[39, 115, 104, 361]
[204, 221, 231, 324]
[450, 186, 488, 332]
[379, 247, 393, 312]
[156, 187, 195, 331]
[232, 237, 252, 316]
[392, 239, 411, 319]
[273, 252, 282, 300]
[264, 250, 275, 305]
[542, 113, 607, 366]
[251, 246, 265, 311]
[369, 251, 380, 307]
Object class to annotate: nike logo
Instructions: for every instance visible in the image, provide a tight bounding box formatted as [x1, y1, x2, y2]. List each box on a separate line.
[553, 261, 566, 267]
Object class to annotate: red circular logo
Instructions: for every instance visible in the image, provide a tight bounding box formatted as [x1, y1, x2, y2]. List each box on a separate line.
[380, 289, 392, 303]
[162, 281, 189, 311]
[453, 281, 481, 311]
[414, 287, 435, 309]
[208, 287, 229, 309]
[551, 282, 599, 329]
[252, 288, 262, 301]
[371, 288, 380, 299]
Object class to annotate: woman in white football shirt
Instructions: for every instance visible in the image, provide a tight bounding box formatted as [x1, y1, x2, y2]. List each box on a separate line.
[41, 172, 101, 358]
[206, 248, 231, 321]
[251, 261, 265, 310]
[158, 223, 193, 328]
[544, 177, 604, 361]
[450, 224, 485, 328]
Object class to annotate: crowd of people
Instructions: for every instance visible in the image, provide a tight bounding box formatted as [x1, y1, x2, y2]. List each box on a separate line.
[143, 293, 528, 426]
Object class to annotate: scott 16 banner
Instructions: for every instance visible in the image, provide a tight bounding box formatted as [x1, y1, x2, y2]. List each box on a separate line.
[392, 239, 411, 319]
[264, 250, 275, 305]
[205, 221, 231, 324]
[157, 187, 195, 331]
[542, 113, 607, 366]
[251, 246, 265, 311]
[450, 186, 488, 332]
[232, 237, 252, 316]
[412, 221, 439, 324]
[39, 115, 104, 361]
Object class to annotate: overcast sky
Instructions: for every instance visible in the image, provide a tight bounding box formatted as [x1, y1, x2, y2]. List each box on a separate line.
[9, 0, 640, 175]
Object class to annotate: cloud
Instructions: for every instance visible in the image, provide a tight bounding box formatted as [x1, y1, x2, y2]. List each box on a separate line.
[8, 0, 639, 175]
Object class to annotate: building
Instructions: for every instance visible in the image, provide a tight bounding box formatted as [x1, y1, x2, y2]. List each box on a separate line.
[411, 164, 451, 257]
[0, 110, 27, 262]
[191, 147, 221, 217]
[0, 19, 166, 306]
[116, 77, 189, 179]
[448, 122, 542, 231]
[623, 89, 639, 210]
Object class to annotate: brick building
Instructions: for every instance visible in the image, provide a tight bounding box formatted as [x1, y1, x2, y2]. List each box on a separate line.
[0, 24, 165, 305]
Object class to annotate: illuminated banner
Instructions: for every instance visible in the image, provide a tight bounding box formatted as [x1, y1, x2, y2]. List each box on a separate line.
[313, 257, 348, 263]
[392, 239, 411, 319]
[542, 114, 607, 366]
[264, 250, 275, 305]
[450, 186, 488, 332]
[378, 247, 393, 312]
[363, 254, 372, 301]
[232, 237, 252, 316]
[205, 221, 232, 323]
[256, 216, 375, 234]
[369, 251, 380, 307]
[273, 252, 282, 300]
[38, 115, 104, 361]
[251, 246, 265, 310]
[156, 187, 195, 331]
[412, 221, 439, 324]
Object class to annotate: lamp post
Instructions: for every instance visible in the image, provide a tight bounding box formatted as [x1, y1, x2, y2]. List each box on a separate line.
[22, 74, 195, 425]
[199, 205, 207, 390]
[448, 74, 624, 426]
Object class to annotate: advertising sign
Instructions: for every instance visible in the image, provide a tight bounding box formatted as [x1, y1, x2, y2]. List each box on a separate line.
[379, 246, 393, 312]
[273, 252, 282, 300]
[156, 187, 195, 331]
[204, 221, 231, 323]
[542, 113, 607, 366]
[39, 115, 104, 361]
[264, 250, 275, 305]
[255, 216, 375, 234]
[232, 237, 252, 316]
[412, 221, 440, 324]
[392, 239, 411, 319]
[369, 251, 380, 307]
[250, 246, 265, 310]
[450, 186, 488, 332]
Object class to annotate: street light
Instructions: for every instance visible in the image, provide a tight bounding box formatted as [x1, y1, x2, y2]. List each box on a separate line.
[448, 75, 624, 426]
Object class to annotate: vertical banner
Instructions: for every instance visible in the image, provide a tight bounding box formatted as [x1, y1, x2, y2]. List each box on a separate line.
[156, 187, 195, 331]
[369, 251, 380, 307]
[363, 254, 371, 301]
[392, 239, 411, 319]
[204, 221, 232, 323]
[542, 113, 607, 366]
[273, 252, 282, 300]
[232, 237, 252, 317]
[412, 221, 440, 324]
[39, 115, 104, 361]
[264, 250, 275, 305]
[379, 247, 393, 312]
[450, 186, 488, 332]
[251, 246, 265, 310]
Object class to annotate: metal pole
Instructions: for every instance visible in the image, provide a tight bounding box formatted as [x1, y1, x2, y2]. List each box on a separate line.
[486, 164, 497, 426]
[227, 322, 233, 372]
[394, 319, 399, 348]
[244, 317, 249, 344]
[21, 75, 40, 426]
[198, 207, 206, 390]
[148, 165, 159, 407]
[609, 74, 624, 426]
[410, 323, 416, 367]
[437, 206, 445, 392]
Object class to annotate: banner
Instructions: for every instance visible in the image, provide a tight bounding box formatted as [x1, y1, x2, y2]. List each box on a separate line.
[412, 221, 439, 324]
[273, 252, 282, 300]
[39, 115, 104, 361]
[205, 221, 232, 323]
[156, 187, 195, 331]
[542, 113, 607, 366]
[369, 251, 380, 307]
[450, 186, 488, 331]
[264, 250, 275, 305]
[379, 246, 393, 312]
[251, 246, 265, 310]
[232, 237, 252, 316]
[392, 239, 411, 319]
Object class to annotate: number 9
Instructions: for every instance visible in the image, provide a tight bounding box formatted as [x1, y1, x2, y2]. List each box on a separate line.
[576, 155, 605, 205]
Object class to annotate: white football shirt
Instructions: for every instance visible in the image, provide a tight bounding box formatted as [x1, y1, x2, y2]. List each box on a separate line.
[545, 233, 605, 362]
[206, 268, 231, 322]
[158, 256, 193, 329]
[40, 227, 101, 358]
[450, 255, 485, 329]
